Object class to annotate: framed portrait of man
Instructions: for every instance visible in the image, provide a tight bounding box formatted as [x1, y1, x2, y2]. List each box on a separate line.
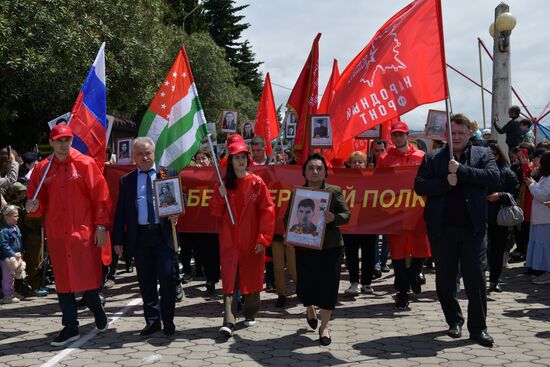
[153, 177, 185, 218]
[425, 109, 447, 141]
[116, 137, 133, 165]
[286, 124, 296, 139]
[241, 121, 255, 142]
[310, 114, 332, 148]
[285, 187, 331, 250]
[356, 125, 382, 139]
[220, 109, 238, 133]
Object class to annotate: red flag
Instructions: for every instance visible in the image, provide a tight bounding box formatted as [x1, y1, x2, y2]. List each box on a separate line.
[287, 33, 321, 164]
[318, 59, 339, 114]
[330, 0, 447, 147]
[254, 72, 280, 156]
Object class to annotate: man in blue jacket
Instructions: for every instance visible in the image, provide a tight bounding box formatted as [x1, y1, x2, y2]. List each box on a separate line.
[415, 114, 499, 347]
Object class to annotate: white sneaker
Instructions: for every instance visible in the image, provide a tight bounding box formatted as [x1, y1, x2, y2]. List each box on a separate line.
[361, 285, 373, 294]
[244, 319, 256, 326]
[532, 272, 550, 285]
[345, 283, 361, 295]
[1, 296, 20, 304]
[104, 279, 115, 289]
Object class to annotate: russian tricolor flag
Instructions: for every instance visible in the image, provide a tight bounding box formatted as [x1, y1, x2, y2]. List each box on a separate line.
[70, 42, 107, 170]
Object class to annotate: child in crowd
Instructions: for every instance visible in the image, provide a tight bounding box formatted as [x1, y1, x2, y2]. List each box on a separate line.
[0, 205, 26, 303]
[526, 151, 550, 284]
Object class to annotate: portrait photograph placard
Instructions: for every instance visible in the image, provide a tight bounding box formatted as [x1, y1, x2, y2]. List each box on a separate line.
[310, 114, 332, 148]
[356, 125, 382, 139]
[286, 123, 296, 139]
[241, 121, 255, 141]
[425, 109, 447, 141]
[285, 187, 331, 250]
[153, 177, 185, 218]
[116, 137, 133, 165]
[220, 109, 238, 133]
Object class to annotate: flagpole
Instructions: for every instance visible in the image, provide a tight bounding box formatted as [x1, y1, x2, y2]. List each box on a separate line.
[445, 98, 454, 158]
[205, 132, 235, 225]
[31, 113, 74, 201]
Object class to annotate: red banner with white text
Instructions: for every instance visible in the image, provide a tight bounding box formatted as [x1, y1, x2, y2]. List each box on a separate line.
[104, 165, 425, 235]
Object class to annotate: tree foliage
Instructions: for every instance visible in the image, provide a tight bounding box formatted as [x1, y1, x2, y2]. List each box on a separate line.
[0, 0, 259, 150]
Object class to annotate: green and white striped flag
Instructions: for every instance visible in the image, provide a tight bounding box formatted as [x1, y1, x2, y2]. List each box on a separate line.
[138, 47, 207, 170]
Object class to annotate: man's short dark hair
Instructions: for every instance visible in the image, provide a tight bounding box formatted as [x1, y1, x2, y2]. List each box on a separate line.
[298, 198, 315, 211]
[520, 118, 532, 128]
[250, 136, 266, 147]
[509, 105, 521, 115]
[450, 113, 471, 130]
[372, 138, 387, 148]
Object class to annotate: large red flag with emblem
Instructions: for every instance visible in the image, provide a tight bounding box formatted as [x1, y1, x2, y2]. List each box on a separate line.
[330, 0, 447, 146]
[254, 73, 279, 157]
[287, 33, 321, 164]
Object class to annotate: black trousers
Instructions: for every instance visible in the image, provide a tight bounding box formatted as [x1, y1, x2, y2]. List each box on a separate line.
[392, 257, 425, 294]
[428, 225, 488, 333]
[58, 288, 102, 330]
[343, 234, 377, 285]
[135, 227, 177, 327]
[197, 233, 220, 283]
[487, 222, 508, 283]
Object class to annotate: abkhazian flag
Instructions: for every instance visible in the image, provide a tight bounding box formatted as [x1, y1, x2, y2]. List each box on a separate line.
[138, 46, 208, 170]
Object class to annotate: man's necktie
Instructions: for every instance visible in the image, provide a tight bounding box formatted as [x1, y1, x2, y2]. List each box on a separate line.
[143, 170, 155, 224]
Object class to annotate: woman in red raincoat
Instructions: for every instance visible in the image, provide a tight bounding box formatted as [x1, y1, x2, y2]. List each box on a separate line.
[211, 136, 275, 338]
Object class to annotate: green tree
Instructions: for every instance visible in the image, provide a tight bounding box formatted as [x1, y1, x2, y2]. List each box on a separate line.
[164, 0, 208, 35]
[202, 0, 262, 95]
[0, 0, 180, 149]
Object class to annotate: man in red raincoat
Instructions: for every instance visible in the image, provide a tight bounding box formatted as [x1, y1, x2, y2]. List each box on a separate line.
[376, 121, 431, 310]
[211, 137, 275, 337]
[27, 125, 111, 347]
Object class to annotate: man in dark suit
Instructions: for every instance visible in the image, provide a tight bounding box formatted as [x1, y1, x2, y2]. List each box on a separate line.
[415, 114, 499, 347]
[113, 137, 180, 337]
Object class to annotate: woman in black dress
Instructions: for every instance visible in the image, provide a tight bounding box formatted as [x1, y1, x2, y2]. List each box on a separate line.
[286, 152, 350, 345]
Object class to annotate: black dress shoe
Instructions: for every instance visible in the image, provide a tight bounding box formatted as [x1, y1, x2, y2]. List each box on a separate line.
[276, 295, 286, 308]
[470, 330, 494, 347]
[447, 324, 462, 338]
[163, 323, 176, 336]
[307, 316, 318, 330]
[319, 330, 332, 346]
[140, 321, 161, 336]
[489, 282, 502, 292]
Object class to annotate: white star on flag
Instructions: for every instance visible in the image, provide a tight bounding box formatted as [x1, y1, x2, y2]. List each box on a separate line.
[172, 72, 177, 78]
[164, 81, 169, 86]
[161, 104, 166, 109]
[181, 72, 187, 78]
[171, 85, 175, 91]
[160, 92, 165, 97]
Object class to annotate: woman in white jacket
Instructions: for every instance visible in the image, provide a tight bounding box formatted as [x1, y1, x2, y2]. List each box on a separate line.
[526, 151, 550, 284]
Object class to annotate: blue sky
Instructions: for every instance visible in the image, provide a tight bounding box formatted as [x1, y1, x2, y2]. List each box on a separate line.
[235, 0, 549, 131]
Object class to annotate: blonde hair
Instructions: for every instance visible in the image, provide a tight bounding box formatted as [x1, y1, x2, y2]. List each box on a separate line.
[347, 151, 367, 165]
[470, 120, 480, 131]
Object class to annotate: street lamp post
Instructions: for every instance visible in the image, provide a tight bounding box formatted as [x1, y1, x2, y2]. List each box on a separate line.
[490, 2, 517, 156]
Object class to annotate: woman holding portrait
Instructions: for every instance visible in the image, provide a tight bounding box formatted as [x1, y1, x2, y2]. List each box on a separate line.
[285, 152, 350, 346]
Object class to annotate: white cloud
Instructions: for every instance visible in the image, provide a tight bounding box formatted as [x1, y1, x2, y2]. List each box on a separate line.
[236, 0, 550, 131]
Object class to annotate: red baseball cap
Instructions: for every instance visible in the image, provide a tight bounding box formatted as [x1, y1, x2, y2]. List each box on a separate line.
[227, 142, 250, 156]
[391, 121, 409, 134]
[226, 133, 245, 146]
[50, 125, 73, 140]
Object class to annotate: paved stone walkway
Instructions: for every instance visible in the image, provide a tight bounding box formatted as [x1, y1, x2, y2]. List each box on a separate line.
[1, 262, 549, 366]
